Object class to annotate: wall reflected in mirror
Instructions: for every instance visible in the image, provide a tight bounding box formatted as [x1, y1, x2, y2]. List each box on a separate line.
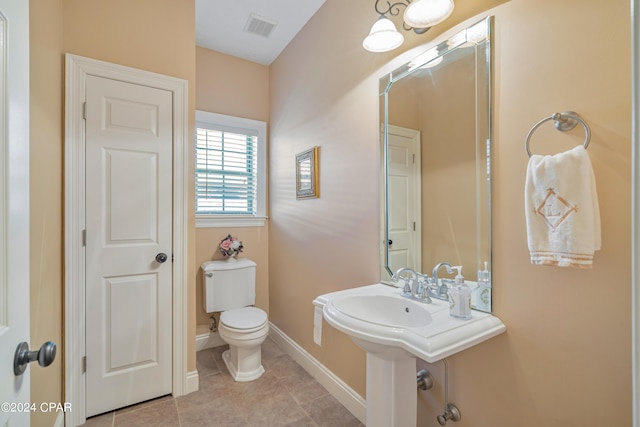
[380, 17, 493, 312]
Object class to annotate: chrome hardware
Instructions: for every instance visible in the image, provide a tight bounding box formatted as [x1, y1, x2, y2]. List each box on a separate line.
[392, 267, 417, 296]
[393, 267, 425, 301]
[14, 341, 56, 376]
[155, 253, 168, 263]
[419, 278, 432, 303]
[435, 359, 461, 425]
[525, 111, 591, 157]
[437, 403, 461, 425]
[392, 267, 432, 303]
[417, 369, 433, 391]
[432, 262, 454, 298]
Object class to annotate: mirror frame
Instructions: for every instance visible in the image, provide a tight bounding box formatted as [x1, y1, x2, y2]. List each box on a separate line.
[379, 16, 493, 311]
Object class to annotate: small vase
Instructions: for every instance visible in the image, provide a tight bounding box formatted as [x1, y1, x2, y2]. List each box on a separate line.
[226, 254, 238, 262]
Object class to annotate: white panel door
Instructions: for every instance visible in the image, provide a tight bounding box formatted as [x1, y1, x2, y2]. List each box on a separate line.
[85, 75, 173, 416]
[387, 126, 421, 274]
[0, 0, 31, 426]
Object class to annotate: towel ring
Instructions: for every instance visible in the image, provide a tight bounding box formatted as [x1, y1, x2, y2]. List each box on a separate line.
[525, 111, 591, 157]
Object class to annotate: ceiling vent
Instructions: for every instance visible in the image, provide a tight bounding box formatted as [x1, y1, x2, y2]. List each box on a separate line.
[244, 14, 277, 38]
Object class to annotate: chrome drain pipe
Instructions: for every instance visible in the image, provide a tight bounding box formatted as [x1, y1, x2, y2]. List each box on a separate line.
[417, 369, 433, 390]
[436, 359, 461, 425]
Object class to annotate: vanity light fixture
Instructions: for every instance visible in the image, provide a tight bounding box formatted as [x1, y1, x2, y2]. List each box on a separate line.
[363, 16, 405, 53]
[363, 0, 455, 53]
[404, 0, 455, 29]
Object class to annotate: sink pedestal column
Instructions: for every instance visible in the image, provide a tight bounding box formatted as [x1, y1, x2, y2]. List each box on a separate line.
[365, 349, 417, 427]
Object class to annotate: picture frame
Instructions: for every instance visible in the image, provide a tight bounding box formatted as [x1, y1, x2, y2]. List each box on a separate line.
[295, 147, 319, 199]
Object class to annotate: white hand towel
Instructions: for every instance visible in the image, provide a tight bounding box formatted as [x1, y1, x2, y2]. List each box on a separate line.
[524, 145, 601, 268]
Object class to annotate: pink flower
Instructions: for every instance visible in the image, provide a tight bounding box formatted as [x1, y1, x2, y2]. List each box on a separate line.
[218, 234, 243, 257]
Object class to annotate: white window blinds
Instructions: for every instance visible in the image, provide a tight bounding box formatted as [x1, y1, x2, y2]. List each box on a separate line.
[195, 126, 258, 215]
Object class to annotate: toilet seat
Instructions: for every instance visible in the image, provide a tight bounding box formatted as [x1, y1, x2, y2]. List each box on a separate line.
[220, 307, 267, 331]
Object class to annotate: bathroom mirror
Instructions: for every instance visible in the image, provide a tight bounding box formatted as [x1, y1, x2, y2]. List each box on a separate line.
[379, 17, 493, 312]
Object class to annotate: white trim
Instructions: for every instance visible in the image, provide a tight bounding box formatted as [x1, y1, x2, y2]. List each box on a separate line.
[195, 331, 226, 351]
[633, 0, 639, 425]
[268, 322, 366, 424]
[196, 215, 267, 228]
[64, 54, 189, 427]
[194, 110, 267, 227]
[53, 412, 64, 427]
[185, 370, 200, 395]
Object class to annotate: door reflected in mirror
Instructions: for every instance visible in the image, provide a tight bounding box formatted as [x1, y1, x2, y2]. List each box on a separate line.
[380, 17, 493, 312]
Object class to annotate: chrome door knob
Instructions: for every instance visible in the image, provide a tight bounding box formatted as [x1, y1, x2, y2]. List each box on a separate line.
[14, 341, 56, 376]
[155, 253, 168, 263]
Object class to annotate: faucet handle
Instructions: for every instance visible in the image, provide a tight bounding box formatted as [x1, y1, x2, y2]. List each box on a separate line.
[401, 278, 412, 295]
[419, 283, 432, 303]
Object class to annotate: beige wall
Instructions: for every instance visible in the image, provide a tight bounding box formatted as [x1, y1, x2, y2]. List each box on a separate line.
[29, 1, 64, 426]
[269, 0, 631, 426]
[196, 46, 269, 120]
[195, 47, 270, 332]
[29, 2, 196, 425]
[415, 54, 478, 277]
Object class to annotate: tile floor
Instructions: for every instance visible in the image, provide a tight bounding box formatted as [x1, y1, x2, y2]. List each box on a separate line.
[82, 337, 364, 426]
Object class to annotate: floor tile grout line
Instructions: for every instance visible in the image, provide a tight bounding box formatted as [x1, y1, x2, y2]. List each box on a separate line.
[172, 396, 180, 427]
[290, 389, 320, 427]
[92, 339, 351, 427]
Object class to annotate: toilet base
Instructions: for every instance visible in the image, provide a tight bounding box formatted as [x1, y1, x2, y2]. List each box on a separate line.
[222, 347, 265, 382]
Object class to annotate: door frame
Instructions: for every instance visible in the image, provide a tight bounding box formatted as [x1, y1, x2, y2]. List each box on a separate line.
[633, 1, 639, 425]
[64, 54, 189, 426]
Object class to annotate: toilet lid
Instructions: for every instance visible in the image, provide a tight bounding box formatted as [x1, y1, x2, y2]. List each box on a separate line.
[220, 307, 267, 330]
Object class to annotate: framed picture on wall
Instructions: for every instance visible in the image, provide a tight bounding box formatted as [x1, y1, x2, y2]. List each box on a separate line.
[296, 147, 319, 199]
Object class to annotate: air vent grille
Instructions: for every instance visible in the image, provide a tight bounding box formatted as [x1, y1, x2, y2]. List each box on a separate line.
[244, 14, 277, 38]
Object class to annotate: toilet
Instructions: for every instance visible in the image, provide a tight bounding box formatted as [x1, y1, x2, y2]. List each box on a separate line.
[201, 258, 268, 382]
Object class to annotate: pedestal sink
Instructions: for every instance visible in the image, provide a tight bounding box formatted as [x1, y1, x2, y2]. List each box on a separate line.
[313, 283, 505, 427]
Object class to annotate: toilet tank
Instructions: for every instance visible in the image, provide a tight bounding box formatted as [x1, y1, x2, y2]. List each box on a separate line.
[201, 259, 257, 313]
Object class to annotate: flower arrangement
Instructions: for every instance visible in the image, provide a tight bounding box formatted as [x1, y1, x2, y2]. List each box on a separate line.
[218, 234, 243, 258]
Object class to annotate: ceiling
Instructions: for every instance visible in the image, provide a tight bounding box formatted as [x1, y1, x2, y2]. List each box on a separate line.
[196, 0, 327, 66]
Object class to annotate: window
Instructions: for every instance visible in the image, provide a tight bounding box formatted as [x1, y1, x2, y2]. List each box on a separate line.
[195, 111, 266, 227]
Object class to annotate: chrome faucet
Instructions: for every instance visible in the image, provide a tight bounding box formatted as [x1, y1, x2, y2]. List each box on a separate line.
[392, 267, 431, 303]
[392, 267, 418, 296]
[432, 262, 455, 298]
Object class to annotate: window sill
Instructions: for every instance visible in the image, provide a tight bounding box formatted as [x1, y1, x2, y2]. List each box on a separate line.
[196, 215, 267, 228]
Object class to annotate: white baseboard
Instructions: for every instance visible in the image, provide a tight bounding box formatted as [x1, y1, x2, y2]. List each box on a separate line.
[54, 412, 64, 427]
[196, 331, 226, 351]
[185, 370, 199, 395]
[268, 322, 366, 424]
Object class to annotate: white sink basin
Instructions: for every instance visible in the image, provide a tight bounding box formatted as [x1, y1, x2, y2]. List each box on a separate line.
[314, 283, 505, 427]
[315, 283, 505, 363]
[332, 294, 432, 328]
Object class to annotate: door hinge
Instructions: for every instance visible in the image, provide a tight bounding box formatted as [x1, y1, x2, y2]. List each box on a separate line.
[412, 153, 415, 164]
[413, 221, 416, 231]
[82, 229, 86, 247]
[82, 102, 87, 120]
[82, 356, 86, 373]
[172, 254, 174, 262]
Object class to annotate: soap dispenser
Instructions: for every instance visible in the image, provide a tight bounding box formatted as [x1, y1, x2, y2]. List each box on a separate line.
[449, 266, 472, 320]
[475, 261, 492, 312]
